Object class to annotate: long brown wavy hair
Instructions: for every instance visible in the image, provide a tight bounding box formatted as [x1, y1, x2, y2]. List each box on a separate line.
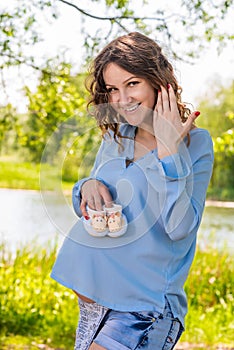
[86, 32, 191, 142]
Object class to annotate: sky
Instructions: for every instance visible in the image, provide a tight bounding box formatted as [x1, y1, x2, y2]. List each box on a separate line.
[1, 0, 234, 112]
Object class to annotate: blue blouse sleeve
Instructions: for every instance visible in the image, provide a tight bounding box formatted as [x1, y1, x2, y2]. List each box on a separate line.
[157, 129, 214, 241]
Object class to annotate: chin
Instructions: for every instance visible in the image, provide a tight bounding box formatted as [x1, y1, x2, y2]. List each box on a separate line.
[124, 113, 151, 127]
[123, 117, 141, 126]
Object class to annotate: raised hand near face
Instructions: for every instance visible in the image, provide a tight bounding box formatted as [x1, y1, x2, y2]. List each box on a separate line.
[154, 85, 200, 159]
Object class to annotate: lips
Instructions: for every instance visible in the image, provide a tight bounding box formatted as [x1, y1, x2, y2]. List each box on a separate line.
[123, 103, 141, 112]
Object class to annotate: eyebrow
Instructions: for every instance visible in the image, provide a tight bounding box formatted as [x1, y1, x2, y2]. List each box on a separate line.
[105, 75, 139, 86]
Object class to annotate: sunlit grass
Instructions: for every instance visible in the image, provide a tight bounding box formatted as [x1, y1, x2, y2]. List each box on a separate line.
[181, 247, 234, 345]
[0, 157, 73, 191]
[0, 240, 78, 349]
[0, 238, 233, 349]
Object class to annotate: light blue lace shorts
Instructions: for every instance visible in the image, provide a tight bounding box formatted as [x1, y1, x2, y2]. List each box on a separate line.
[75, 298, 183, 350]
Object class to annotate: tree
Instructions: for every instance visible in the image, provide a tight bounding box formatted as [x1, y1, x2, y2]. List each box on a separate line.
[58, 0, 234, 61]
[1, 0, 233, 72]
[0, 0, 57, 70]
[1, 0, 233, 111]
[212, 116, 234, 200]
[0, 0, 58, 144]
[197, 81, 234, 199]
[0, 104, 18, 154]
[22, 60, 97, 163]
[197, 80, 234, 137]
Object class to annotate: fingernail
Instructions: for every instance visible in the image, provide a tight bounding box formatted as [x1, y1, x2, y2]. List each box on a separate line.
[167, 84, 170, 89]
[158, 89, 161, 93]
[84, 215, 90, 220]
[195, 111, 200, 116]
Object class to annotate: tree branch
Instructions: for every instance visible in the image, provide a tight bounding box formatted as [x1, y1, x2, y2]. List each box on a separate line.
[58, 0, 165, 22]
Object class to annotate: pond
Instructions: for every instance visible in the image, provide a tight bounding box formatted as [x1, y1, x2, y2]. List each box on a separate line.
[0, 188, 233, 253]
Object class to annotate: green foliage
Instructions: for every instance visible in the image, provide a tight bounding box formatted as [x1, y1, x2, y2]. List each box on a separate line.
[60, 127, 101, 182]
[22, 60, 95, 163]
[0, 157, 72, 191]
[105, 0, 130, 8]
[0, 240, 233, 348]
[63, 0, 234, 61]
[210, 127, 234, 200]
[1, 0, 233, 71]
[197, 81, 234, 200]
[197, 81, 234, 137]
[20, 57, 101, 183]
[182, 246, 234, 344]
[185, 248, 233, 310]
[0, 104, 19, 154]
[0, 240, 77, 349]
[214, 127, 234, 156]
[0, 0, 56, 69]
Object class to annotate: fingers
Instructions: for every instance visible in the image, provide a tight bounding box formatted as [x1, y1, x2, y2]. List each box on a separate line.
[80, 179, 113, 218]
[80, 199, 89, 219]
[155, 85, 175, 114]
[160, 85, 170, 112]
[98, 185, 113, 208]
[93, 196, 104, 211]
[183, 111, 200, 133]
[155, 89, 162, 114]
[167, 84, 177, 113]
[153, 82, 201, 158]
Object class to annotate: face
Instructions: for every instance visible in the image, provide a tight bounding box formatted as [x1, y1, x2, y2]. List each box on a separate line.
[103, 63, 156, 127]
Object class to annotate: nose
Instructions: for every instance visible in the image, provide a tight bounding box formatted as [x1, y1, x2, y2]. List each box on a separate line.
[112, 89, 132, 106]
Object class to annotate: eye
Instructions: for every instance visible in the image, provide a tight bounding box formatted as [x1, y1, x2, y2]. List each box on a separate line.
[128, 81, 140, 87]
[106, 87, 117, 94]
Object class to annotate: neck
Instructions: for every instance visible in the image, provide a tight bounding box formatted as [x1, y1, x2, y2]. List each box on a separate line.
[135, 126, 157, 152]
[136, 125, 154, 139]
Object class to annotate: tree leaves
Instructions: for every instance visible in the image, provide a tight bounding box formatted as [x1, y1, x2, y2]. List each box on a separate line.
[197, 81, 234, 199]
[58, 0, 234, 61]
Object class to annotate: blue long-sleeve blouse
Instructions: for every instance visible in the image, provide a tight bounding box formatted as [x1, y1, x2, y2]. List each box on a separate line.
[51, 124, 214, 328]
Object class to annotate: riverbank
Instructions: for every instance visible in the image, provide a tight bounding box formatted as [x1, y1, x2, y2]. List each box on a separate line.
[205, 200, 234, 208]
[1, 187, 234, 209]
[0, 159, 73, 192]
[1, 158, 234, 202]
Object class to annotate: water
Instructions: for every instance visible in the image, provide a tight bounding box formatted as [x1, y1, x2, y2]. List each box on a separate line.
[0, 189, 233, 252]
[198, 205, 234, 252]
[0, 188, 77, 251]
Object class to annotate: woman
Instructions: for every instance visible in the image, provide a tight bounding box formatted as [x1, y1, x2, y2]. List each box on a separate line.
[51, 32, 214, 349]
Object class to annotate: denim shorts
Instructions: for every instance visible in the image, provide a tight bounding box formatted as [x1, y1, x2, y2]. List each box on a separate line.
[75, 298, 183, 350]
[93, 299, 183, 350]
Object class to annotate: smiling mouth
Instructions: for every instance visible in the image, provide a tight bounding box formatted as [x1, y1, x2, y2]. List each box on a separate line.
[123, 103, 141, 112]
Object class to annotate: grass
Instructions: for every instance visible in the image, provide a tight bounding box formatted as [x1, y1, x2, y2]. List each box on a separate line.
[0, 239, 233, 349]
[182, 247, 234, 345]
[0, 239, 78, 349]
[0, 157, 73, 192]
